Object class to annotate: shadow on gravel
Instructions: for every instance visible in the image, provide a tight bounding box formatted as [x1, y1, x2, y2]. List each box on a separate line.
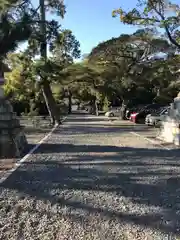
[66, 117, 107, 123]
[51, 125, 152, 136]
[30, 143, 180, 158]
[1, 143, 180, 236]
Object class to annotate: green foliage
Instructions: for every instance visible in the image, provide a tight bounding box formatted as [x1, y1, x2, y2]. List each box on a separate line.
[21, 0, 67, 59]
[2, 0, 179, 116]
[4, 53, 35, 101]
[50, 29, 81, 65]
[87, 27, 179, 106]
[52, 84, 65, 102]
[112, 0, 180, 49]
[61, 61, 107, 104]
[0, 0, 80, 121]
[89, 29, 173, 64]
[0, 12, 32, 58]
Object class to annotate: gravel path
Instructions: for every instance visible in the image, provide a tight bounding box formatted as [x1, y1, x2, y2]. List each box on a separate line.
[0, 114, 180, 239]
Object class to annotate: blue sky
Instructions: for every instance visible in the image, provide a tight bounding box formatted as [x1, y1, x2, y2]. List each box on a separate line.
[61, 0, 138, 56]
[19, 0, 179, 58]
[19, 0, 138, 57]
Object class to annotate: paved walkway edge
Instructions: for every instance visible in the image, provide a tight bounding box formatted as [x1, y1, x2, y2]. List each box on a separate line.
[0, 116, 68, 184]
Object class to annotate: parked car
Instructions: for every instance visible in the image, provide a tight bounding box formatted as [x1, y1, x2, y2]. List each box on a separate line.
[105, 107, 121, 117]
[145, 106, 170, 127]
[125, 104, 147, 119]
[130, 103, 167, 123]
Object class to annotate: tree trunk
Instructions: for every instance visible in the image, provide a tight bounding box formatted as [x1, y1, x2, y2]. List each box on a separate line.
[77, 102, 80, 110]
[39, 0, 60, 126]
[92, 97, 99, 116]
[120, 99, 127, 120]
[42, 80, 60, 125]
[95, 100, 99, 116]
[68, 90, 72, 114]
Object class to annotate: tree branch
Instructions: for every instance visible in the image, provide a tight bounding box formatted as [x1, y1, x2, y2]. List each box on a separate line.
[151, 1, 180, 49]
[164, 25, 180, 49]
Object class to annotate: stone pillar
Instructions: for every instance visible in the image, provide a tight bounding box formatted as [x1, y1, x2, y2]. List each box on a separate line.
[0, 66, 28, 158]
[157, 94, 180, 146]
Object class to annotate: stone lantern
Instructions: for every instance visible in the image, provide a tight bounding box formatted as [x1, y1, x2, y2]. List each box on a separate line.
[0, 62, 28, 158]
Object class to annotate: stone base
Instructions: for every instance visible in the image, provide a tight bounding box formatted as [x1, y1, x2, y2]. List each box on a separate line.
[156, 119, 180, 146]
[0, 128, 28, 158]
[0, 98, 28, 158]
[0, 127, 28, 158]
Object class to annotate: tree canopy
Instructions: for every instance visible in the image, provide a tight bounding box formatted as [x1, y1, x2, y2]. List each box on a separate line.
[112, 0, 180, 49]
[1, 0, 179, 118]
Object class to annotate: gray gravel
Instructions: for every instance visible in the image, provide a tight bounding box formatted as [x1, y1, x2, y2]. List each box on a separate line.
[0, 114, 180, 239]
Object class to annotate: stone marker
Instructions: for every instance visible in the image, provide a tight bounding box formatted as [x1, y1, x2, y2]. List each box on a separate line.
[157, 92, 180, 146]
[0, 63, 28, 158]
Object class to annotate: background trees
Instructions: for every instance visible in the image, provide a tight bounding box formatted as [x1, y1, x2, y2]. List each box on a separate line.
[2, 0, 80, 121]
[86, 29, 179, 108]
[1, 0, 179, 117]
